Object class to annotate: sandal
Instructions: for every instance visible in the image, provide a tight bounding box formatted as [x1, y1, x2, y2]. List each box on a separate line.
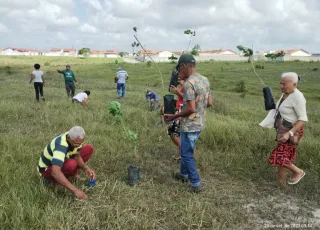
[288, 171, 305, 185]
[172, 155, 181, 161]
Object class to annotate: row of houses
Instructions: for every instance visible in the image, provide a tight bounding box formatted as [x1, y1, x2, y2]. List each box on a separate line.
[0, 47, 314, 58]
[0, 48, 119, 58]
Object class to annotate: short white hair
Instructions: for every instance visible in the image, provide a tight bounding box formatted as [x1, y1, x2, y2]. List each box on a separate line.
[281, 72, 299, 84]
[68, 126, 85, 140]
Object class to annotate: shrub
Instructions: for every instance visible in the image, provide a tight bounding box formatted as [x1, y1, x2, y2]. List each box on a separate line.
[312, 68, 318, 71]
[115, 60, 119, 64]
[44, 62, 50, 66]
[147, 61, 152, 67]
[255, 64, 264, 69]
[4, 66, 12, 75]
[235, 80, 247, 98]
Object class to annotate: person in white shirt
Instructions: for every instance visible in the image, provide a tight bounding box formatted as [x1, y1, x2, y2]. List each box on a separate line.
[72, 90, 90, 107]
[268, 72, 307, 187]
[29, 63, 45, 102]
[115, 67, 129, 99]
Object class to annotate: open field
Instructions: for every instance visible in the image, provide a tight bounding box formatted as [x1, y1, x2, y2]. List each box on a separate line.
[0, 56, 320, 229]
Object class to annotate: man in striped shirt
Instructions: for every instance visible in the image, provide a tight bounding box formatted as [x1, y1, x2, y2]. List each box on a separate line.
[37, 126, 95, 200]
[115, 67, 129, 99]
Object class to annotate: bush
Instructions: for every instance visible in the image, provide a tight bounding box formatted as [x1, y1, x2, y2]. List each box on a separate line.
[3, 66, 12, 75]
[147, 61, 152, 67]
[235, 80, 247, 98]
[115, 60, 119, 64]
[255, 64, 264, 69]
[44, 62, 50, 66]
[312, 68, 318, 71]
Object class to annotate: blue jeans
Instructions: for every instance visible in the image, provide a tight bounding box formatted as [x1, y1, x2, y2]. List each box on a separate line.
[180, 131, 201, 187]
[117, 83, 126, 98]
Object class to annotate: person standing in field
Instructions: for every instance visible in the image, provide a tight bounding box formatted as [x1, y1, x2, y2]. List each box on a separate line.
[29, 63, 45, 102]
[269, 72, 307, 187]
[57, 64, 78, 98]
[37, 126, 96, 200]
[167, 77, 185, 161]
[165, 54, 212, 193]
[115, 67, 129, 99]
[72, 90, 90, 107]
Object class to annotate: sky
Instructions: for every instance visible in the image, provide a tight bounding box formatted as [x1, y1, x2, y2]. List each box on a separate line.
[0, 0, 319, 53]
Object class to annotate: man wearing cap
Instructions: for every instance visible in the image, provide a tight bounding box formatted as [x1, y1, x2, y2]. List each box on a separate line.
[115, 67, 129, 99]
[57, 64, 79, 98]
[165, 53, 212, 193]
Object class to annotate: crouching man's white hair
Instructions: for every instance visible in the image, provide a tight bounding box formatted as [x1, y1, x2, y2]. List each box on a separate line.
[68, 126, 85, 140]
[281, 72, 299, 84]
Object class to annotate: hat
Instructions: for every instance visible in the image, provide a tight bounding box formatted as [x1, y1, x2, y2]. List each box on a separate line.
[176, 53, 196, 70]
[66, 64, 70, 67]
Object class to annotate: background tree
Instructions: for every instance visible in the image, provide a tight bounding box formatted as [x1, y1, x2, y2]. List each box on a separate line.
[237, 45, 253, 62]
[193, 44, 201, 51]
[184, 29, 196, 52]
[265, 51, 285, 61]
[168, 54, 178, 63]
[131, 41, 140, 56]
[78, 48, 91, 57]
[119, 52, 129, 57]
[191, 48, 199, 56]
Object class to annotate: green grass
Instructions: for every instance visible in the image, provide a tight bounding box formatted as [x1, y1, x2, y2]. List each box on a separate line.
[0, 56, 320, 229]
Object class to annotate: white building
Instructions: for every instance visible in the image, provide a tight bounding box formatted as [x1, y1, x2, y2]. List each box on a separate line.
[104, 50, 118, 58]
[2, 48, 26, 56]
[199, 49, 238, 56]
[271, 49, 311, 57]
[158, 50, 175, 58]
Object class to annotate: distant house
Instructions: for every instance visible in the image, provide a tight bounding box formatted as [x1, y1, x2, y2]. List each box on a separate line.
[45, 48, 63, 56]
[271, 49, 311, 57]
[104, 50, 118, 58]
[139, 50, 160, 56]
[2, 47, 27, 56]
[62, 48, 77, 57]
[90, 50, 105, 58]
[199, 49, 238, 56]
[158, 51, 175, 58]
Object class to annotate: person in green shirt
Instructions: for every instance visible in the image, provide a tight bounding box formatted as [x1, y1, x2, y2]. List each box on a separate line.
[57, 64, 79, 98]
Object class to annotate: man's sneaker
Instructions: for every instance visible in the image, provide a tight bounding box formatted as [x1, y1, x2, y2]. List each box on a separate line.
[188, 185, 202, 193]
[172, 172, 189, 183]
[127, 165, 141, 186]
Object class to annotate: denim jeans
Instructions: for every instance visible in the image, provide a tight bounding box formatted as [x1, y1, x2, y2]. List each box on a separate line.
[117, 83, 126, 98]
[180, 131, 201, 187]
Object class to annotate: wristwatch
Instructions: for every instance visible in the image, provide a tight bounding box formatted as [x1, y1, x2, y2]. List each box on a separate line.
[289, 131, 294, 137]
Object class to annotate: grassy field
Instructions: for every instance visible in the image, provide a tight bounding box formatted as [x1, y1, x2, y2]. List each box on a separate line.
[0, 56, 320, 229]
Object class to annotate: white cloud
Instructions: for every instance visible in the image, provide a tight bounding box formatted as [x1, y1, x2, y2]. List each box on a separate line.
[57, 32, 68, 41]
[79, 23, 98, 34]
[0, 0, 319, 52]
[0, 23, 9, 33]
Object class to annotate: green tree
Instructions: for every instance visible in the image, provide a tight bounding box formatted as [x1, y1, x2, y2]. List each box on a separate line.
[265, 51, 285, 61]
[191, 48, 199, 56]
[237, 45, 253, 62]
[193, 44, 201, 51]
[131, 41, 140, 56]
[78, 48, 91, 56]
[184, 29, 196, 52]
[168, 54, 178, 63]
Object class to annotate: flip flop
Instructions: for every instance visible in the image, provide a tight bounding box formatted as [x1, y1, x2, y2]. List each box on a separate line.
[288, 171, 305, 185]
